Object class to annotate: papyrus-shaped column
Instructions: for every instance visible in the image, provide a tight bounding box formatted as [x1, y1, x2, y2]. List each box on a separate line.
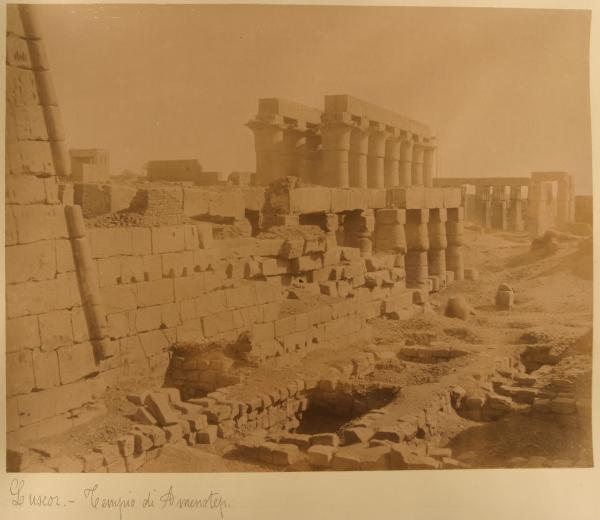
[446, 207, 465, 281]
[304, 131, 321, 184]
[281, 125, 307, 179]
[411, 141, 425, 186]
[399, 139, 413, 187]
[344, 210, 375, 257]
[246, 119, 284, 186]
[367, 123, 387, 189]
[491, 185, 508, 231]
[527, 181, 553, 237]
[475, 185, 492, 228]
[508, 185, 524, 232]
[422, 142, 436, 188]
[384, 130, 402, 188]
[374, 208, 406, 253]
[349, 124, 369, 188]
[556, 177, 570, 225]
[321, 119, 353, 188]
[428, 208, 447, 282]
[404, 208, 429, 286]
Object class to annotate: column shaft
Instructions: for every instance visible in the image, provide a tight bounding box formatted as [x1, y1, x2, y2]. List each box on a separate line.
[367, 127, 386, 189]
[411, 144, 425, 186]
[428, 208, 447, 282]
[404, 208, 429, 286]
[446, 207, 465, 281]
[422, 145, 436, 188]
[281, 127, 306, 178]
[399, 140, 413, 187]
[321, 121, 352, 188]
[383, 136, 401, 188]
[247, 120, 284, 186]
[349, 127, 369, 188]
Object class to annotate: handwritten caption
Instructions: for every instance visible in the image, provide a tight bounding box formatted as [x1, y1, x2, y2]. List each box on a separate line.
[9, 478, 229, 519]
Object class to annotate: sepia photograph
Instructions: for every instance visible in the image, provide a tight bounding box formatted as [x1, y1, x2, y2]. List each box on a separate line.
[4, 2, 594, 479]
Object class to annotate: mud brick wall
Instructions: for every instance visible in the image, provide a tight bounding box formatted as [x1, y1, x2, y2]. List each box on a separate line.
[73, 183, 137, 218]
[72, 181, 248, 221]
[128, 187, 183, 218]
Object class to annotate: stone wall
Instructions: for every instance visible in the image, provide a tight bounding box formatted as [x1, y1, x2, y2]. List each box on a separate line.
[6, 5, 109, 446]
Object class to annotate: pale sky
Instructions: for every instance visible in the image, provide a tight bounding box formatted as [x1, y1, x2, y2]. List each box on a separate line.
[36, 5, 592, 193]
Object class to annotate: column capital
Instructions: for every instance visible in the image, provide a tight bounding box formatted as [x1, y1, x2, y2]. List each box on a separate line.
[246, 118, 284, 132]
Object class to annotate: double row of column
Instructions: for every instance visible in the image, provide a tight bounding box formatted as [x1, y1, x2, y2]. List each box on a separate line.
[321, 118, 436, 189]
[402, 207, 465, 287]
[332, 206, 465, 289]
[248, 116, 436, 188]
[247, 118, 322, 186]
[474, 185, 524, 232]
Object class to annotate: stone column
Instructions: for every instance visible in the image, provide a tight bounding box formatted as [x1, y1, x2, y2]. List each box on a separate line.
[281, 125, 307, 179]
[383, 130, 402, 188]
[344, 210, 375, 257]
[568, 176, 576, 222]
[508, 185, 524, 232]
[321, 119, 353, 188]
[556, 176, 571, 226]
[399, 138, 413, 187]
[428, 208, 447, 284]
[348, 124, 369, 188]
[367, 123, 387, 189]
[246, 119, 284, 186]
[304, 130, 321, 185]
[374, 208, 406, 253]
[411, 142, 425, 186]
[475, 185, 492, 228]
[446, 207, 465, 281]
[404, 208, 429, 286]
[422, 142, 436, 188]
[491, 185, 508, 231]
[528, 181, 553, 237]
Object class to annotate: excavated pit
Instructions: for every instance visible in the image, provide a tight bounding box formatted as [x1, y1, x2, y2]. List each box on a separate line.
[296, 382, 400, 435]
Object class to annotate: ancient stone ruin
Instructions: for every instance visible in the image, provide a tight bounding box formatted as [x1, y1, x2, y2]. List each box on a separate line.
[5, 5, 593, 474]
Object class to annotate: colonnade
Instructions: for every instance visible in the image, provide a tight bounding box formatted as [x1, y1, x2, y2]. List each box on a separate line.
[247, 96, 436, 189]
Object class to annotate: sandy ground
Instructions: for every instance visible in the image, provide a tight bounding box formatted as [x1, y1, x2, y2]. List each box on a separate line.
[23, 227, 593, 472]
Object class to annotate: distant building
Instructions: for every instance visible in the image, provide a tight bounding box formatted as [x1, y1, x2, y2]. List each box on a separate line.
[147, 159, 203, 182]
[195, 171, 229, 186]
[70, 149, 110, 183]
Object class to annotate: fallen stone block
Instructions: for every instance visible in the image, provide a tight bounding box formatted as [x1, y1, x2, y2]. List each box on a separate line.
[342, 427, 375, 445]
[164, 423, 184, 442]
[331, 448, 362, 471]
[444, 296, 471, 320]
[272, 443, 301, 466]
[196, 425, 218, 444]
[133, 432, 153, 453]
[279, 433, 311, 450]
[358, 445, 390, 470]
[133, 406, 157, 425]
[307, 445, 337, 468]
[389, 444, 441, 470]
[117, 435, 135, 457]
[93, 443, 121, 466]
[127, 392, 150, 406]
[145, 393, 179, 426]
[310, 433, 340, 447]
